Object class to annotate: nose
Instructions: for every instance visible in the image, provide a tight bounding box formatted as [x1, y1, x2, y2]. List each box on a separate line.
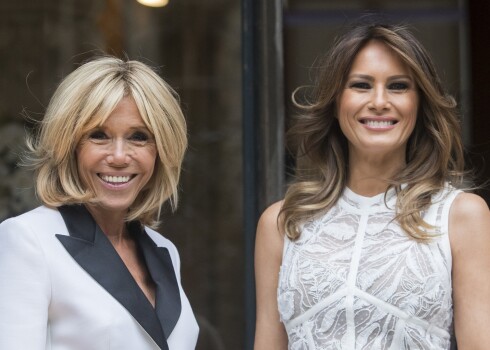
[369, 86, 390, 112]
[107, 139, 131, 166]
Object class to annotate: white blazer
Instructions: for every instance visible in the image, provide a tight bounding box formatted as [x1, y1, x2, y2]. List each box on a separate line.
[0, 205, 199, 350]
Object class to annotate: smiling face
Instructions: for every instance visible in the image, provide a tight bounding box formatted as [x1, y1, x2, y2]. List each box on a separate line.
[76, 96, 157, 218]
[338, 40, 419, 162]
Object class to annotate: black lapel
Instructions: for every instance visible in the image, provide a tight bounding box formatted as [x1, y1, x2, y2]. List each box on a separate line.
[130, 222, 182, 339]
[55, 205, 168, 350]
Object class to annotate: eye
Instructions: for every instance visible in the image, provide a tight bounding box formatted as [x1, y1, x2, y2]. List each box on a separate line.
[389, 82, 409, 91]
[349, 82, 371, 90]
[88, 130, 108, 140]
[129, 131, 150, 143]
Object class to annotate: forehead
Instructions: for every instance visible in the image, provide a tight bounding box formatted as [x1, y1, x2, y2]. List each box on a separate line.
[105, 97, 143, 123]
[349, 40, 412, 77]
[99, 97, 148, 126]
[79, 96, 153, 138]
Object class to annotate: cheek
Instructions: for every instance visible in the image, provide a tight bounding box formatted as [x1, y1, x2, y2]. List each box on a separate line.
[141, 148, 158, 176]
[404, 99, 419, 130]
[404, 92, 419, 117]
[139, 151, 158, 191]
[75, 143, 100, 187]
[75, 151, 94, 191]
[337, 92, 363, 121]
[337, 103, 356, 133]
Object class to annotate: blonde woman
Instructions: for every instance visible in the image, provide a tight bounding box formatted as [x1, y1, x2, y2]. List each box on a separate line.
[254, 23, 490, 349]
[0, 57, 198, 350]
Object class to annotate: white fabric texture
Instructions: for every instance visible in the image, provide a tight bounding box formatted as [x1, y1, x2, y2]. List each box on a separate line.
[278, 186, 461, 350]
[0, 206, 199, 350]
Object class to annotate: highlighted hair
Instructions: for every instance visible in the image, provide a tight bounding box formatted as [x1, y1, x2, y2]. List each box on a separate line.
[25, 57, 187, 228]
[281, 23, 466, 241]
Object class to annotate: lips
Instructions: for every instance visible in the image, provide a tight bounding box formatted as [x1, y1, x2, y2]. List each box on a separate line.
[360, 118, 398, 129]
[98, 174, 134, 184]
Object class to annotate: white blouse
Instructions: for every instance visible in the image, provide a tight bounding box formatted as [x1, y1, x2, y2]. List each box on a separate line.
[278, 186, 460, 349]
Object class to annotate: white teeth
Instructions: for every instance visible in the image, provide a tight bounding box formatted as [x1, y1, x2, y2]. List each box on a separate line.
[101, 175, 131, 184]
[365, 120, 395, 127]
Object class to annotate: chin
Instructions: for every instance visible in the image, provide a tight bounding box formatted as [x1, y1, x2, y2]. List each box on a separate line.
[91, 200, 134, 214]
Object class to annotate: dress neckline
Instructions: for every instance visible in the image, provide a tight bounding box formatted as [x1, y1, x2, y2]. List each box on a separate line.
[341, 186, 397, 211]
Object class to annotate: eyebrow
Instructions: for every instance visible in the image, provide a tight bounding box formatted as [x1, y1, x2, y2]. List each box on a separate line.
[96, 124, 149, 130]
[89, 125, 152, 137]
[127, 125, 150, 130]
[347, 74, 413, 81]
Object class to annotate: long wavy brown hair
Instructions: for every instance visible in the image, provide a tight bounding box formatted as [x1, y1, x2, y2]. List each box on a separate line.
[280, 23, 466, 241]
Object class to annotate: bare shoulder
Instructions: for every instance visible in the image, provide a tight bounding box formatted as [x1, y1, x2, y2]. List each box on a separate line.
[449, 192, 490, 253]
[451, 192, 489, 220]
[255, 201, 286, 271]
[256, 201, 285, 252]
[258, 201, 283, 231]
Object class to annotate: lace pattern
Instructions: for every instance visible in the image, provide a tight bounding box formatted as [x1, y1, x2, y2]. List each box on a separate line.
[278, 187, 460, 349]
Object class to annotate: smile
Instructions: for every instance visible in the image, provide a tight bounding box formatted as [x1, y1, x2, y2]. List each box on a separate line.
[361, 120, 397, 128]
[98, 174, 134, 184]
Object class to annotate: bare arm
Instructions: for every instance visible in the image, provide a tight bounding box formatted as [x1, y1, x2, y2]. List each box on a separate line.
[449, 193, 490, 349]
[254, 201, 288, 350]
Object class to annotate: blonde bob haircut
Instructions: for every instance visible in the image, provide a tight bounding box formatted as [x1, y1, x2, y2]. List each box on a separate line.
[281, 22, 466, 241]
[25, 56, 187, 228]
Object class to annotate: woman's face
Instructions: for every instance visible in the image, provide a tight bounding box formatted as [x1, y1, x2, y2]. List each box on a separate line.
[337, 40, 419, 161]
[76, 96, 157, 216]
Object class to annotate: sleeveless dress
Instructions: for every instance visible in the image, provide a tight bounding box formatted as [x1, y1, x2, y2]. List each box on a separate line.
[277, 186, 461, 349]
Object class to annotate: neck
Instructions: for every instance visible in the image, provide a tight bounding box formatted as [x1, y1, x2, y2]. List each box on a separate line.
[347, 149, 405, 197]
[84, 204, 130, 245]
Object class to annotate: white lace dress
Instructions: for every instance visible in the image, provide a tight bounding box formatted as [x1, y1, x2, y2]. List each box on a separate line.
[277, 186, 461, 349]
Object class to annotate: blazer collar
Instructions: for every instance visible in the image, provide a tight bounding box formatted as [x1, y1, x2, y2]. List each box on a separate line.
[129, 221, 182, 340]
[56, 204, 181, 349]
